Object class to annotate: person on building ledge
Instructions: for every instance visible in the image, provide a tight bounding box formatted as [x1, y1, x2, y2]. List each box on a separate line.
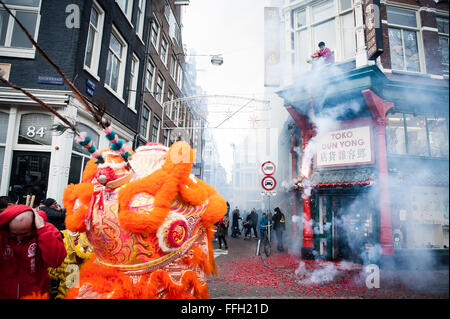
[310, 41, 335, 65]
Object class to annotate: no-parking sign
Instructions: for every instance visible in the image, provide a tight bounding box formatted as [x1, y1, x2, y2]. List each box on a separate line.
[261, 175, 276, 191]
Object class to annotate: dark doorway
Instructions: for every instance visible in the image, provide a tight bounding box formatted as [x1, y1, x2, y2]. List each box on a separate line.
[8, 151, 50, 206]
[331, 195, 377, 263]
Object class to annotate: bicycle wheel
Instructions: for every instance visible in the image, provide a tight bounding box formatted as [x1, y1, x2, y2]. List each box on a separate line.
[264, 238, 271, 257]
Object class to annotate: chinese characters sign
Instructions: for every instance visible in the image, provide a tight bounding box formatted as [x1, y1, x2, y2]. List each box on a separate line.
[363, 0, 384, 60]
[316, 126, 373, 167]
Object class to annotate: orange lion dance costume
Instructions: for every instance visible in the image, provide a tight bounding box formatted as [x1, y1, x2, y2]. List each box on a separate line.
[63, 142, 227, 299]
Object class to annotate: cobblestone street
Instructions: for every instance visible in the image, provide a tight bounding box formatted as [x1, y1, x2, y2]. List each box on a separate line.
[208, 236, 449, 299]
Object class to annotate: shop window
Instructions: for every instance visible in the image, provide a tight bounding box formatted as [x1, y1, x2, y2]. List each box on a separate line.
[387, 113, 406, 155]
[436, 16, 449, 76]
[72, 124, 99, 157]
[387, 7, 421, 72]
[18, 113, 52, 145]
[427, 117, 449, 158]
[405, 114, 429, 156]
[0, 0, 41, 59]
[0, 112, 8, 183]
[391, 186, 449, 249]
[312, 0, 335, 23]
[387, 112, 449, 158]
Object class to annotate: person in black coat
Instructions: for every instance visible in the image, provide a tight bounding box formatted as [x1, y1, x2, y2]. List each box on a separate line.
[40, 198, 66, 231]
[272, 207, 286, 252]
[231, 207, 242, 238]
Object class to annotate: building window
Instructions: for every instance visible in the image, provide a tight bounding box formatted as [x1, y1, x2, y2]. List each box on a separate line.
[405, 114, 428, 156]
[135, 0, 146, 39]
[436, 16, 449, 76]
[160, 35, 168, 66]
[427, 116, 449, 158]
[387, 113, 406, 155]
[69, 124, 99, 184]
[170, 54, 177, 79]
[291, 0, 355, 72]
[0, 0, 41, 58]
[156, 73, 165, 104]
[140, 105, 150, 138]
[177, 64, 183, 88]
[105, 26, 128, 98]
[386, 112, 448, 158]
[387, 7, 421, 72]
[151, 116, 160, 142]
[128, 54, 139, 111]
[163, 126, 169, 146]
[18, 113, 52, 146]
[84, 1, 104, 78]
[150, 17, 160, 50]
[146, 60, 155, 93]
[166, 89, 174, 118]
[116, 0, 133, 21]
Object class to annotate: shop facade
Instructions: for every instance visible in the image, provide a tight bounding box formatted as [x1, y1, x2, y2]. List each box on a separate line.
[0, 91, 134, 205]
[278, 65, 449, 265]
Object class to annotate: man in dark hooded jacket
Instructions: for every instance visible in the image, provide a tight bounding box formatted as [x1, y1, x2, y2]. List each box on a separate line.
[0, 205, 66, 298]
[40, 198, 66, 231]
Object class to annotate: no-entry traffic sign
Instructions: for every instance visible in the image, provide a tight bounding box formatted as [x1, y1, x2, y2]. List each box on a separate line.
[261, 175, 276, 191]
[261, 161, 276, 175]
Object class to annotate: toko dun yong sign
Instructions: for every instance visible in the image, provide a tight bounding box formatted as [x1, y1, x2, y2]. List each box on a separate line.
[316, 126, 374, 168]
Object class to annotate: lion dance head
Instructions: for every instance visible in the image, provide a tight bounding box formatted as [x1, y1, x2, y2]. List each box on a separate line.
[63, 141, 227, 299]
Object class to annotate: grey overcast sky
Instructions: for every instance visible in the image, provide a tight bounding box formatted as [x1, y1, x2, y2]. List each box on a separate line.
[182, 0, 266, 174]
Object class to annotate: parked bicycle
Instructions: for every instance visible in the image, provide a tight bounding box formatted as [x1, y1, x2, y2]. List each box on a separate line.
[257, 222, 272, 257]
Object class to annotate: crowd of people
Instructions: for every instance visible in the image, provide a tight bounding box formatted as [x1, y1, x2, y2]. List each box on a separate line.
[217, 205, 286, 253]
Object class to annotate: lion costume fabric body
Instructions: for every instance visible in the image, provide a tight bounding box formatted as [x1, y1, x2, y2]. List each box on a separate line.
[62, 142, 227, 299]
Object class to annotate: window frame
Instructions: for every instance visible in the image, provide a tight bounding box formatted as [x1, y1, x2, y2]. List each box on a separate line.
[386, 5, 425, 74]
[386, 111, 449, 159]
[104, 25, 128, 102]
[151, 115, 160, 143]
[135, 0, 146, 40]
[0, 0, 42, 59]
[155, 73, 165, 105]
[140, 104, 150, 139]
[83, 0, 105, 80]
[127, 53, 139, 112]
[150, 15, 160, 52]
[160, 34, 169, 67]
[436, 15, 449, 76]
[145, 59, 156, 95]
[291, 0, 356, 72]
[115, 0, 134, 23]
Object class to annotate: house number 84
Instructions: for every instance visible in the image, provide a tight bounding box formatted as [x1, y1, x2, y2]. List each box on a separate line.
[27, 126, 46, 138]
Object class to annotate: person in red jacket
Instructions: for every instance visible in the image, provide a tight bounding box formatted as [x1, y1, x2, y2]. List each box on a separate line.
[312, 41, 335, 64]
[0, 205, 67, 299]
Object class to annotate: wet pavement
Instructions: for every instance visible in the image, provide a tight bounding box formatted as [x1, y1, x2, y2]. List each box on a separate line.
[207, 235, 449, 299]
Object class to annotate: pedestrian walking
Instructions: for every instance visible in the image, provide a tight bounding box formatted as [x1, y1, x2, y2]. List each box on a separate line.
[249, 209, 259, 239]
[231, 207, 242, 238]
[272, 207, 286, 252]
[0, 205, 67, 298]
[216, 215, 229, 250]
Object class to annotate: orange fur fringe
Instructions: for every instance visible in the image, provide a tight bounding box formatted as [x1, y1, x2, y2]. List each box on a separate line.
[66, 255, 209, 299]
